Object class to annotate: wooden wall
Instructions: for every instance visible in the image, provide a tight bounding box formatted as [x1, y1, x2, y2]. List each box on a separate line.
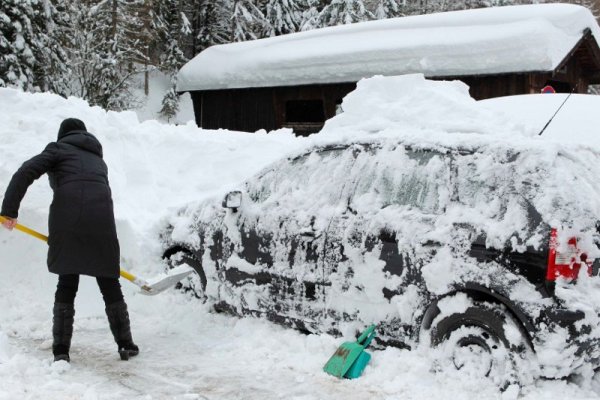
[191, 68, 586, 135]
[192, 87, 277, 133]
[193, 83, 355, 135]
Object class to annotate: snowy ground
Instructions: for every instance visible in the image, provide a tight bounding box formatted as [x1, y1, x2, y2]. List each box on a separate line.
[3, 76, 600, 399]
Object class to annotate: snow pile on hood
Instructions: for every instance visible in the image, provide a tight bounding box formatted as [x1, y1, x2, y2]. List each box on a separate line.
[319, 74, 522, 139]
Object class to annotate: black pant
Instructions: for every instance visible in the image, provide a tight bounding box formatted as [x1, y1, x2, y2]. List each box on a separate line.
[55, 274, 124, 306]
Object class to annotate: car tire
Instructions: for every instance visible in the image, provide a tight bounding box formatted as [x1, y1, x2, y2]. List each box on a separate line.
[428, 298, 533, 390]
[165, 250, 207, 301]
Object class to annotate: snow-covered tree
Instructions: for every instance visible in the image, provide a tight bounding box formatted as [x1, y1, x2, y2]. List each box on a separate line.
[299, 0, 323, 31]
[62, 0, 147, 111]
[159, 87, 180, 121]
[153, 0, 190, 74]
[183, 0, 231, 56]
[0, 0, 38, 90]
[231, 0, 267, 41]
[33, 0, 71, 95]
[373, 0, 404, 19]
[153, 0, 191, 120]
[319, 0, 374, 26]
[264, 0, 302, 36]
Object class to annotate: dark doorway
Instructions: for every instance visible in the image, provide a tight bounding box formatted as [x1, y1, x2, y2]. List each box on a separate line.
[285, 100, 325, 123]
[284, 100, 326, 136]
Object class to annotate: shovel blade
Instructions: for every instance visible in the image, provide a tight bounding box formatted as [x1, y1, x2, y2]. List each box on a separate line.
[344, 351, 371, 379]
[323, 342, 365, 378]
[139, 264, 195, 296]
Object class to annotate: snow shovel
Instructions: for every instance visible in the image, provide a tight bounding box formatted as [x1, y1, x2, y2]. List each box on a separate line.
[0, 216, 193, 295]
[323, 324, 377, 379]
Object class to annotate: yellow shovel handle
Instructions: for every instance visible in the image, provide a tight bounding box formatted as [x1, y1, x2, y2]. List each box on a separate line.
[1, 215, 49, 242]
[0, 215, 141, 285]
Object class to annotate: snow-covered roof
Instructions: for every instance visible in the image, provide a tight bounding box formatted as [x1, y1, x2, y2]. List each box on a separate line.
[177, 4, 600, 92]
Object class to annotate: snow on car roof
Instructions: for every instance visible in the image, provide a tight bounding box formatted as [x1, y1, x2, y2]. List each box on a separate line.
[177, 3, 600, 92]
[481, 93, 600, 146]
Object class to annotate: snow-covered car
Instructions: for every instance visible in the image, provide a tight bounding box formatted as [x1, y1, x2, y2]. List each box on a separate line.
[160, 133, 600, 383]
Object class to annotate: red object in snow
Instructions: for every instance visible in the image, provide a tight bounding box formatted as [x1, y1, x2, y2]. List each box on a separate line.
[546, 228, 593, 282]
[541, 85, 556, 94]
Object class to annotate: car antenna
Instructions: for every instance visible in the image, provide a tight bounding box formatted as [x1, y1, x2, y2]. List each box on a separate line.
[538, 89, 575, 136]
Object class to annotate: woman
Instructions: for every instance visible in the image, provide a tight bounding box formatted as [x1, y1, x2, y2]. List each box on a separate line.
[1, 118, 138, 362]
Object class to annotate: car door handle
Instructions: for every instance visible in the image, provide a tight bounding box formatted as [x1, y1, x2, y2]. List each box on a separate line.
[299, 228, 321, 240]
[421, 240, 442, 248]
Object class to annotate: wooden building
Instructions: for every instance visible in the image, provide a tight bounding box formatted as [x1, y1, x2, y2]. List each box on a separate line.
[178, 5, 600, 136]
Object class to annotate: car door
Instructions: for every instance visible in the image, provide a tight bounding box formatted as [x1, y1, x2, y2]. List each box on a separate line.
[220, 145, 358, 332]
[324, 143, 453, 343]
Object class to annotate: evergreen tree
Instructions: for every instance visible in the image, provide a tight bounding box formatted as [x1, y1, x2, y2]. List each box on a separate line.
[0, 0, 38, 90]
[231, 0, 267, 41]
[159, 86, 180, 121]
[264, 0, 302, 36]
[33, 0, 70, 95]
[373, 0, 403, 18]
[152, 0, 191, 120]
[184, 0, 231, 57]
[299, 0, 325, 31]
[319, 0, 374, 26]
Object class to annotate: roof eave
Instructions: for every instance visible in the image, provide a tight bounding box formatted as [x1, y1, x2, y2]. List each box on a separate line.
[554, 28, 600, 77]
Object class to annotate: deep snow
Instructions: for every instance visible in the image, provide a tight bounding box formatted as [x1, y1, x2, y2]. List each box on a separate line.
[2, 75, 600, 399]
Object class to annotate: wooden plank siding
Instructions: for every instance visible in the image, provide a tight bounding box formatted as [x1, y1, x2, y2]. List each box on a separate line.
[193, 83, 356, 135]
[193, 88, 277, 132]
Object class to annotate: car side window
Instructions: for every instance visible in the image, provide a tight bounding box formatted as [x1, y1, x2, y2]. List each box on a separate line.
[246, 146, 355, 208]
[454, 154, 515, 218]
[349, 145, 451, 214]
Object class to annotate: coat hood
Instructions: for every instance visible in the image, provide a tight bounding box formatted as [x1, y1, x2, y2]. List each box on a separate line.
[58, 131, 104, 157]
[57, 118, 87, 140]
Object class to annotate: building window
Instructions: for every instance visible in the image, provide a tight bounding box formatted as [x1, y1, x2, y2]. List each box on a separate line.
[285, 100, 325, 123]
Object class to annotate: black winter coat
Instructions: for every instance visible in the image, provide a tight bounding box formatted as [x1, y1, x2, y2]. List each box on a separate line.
[1, 130, 120, 278]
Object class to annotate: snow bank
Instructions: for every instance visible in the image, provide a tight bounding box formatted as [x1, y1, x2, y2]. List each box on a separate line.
[0, 87, 307, 276]
[178, 3, 599, 91]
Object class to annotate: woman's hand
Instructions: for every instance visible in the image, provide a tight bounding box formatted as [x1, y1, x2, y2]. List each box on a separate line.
[1, 217, 17, 231]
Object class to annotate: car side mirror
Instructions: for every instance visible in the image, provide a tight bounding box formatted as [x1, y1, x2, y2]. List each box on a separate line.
[222, 190, 242, 211]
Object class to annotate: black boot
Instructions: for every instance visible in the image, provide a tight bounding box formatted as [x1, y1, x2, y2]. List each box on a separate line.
[105, 301, 139, 360]
[52, 303, 75, 362]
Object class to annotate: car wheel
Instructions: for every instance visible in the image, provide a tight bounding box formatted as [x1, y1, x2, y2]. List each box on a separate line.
[165, 250, 207, 301]
[427, 297, 533, 389]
